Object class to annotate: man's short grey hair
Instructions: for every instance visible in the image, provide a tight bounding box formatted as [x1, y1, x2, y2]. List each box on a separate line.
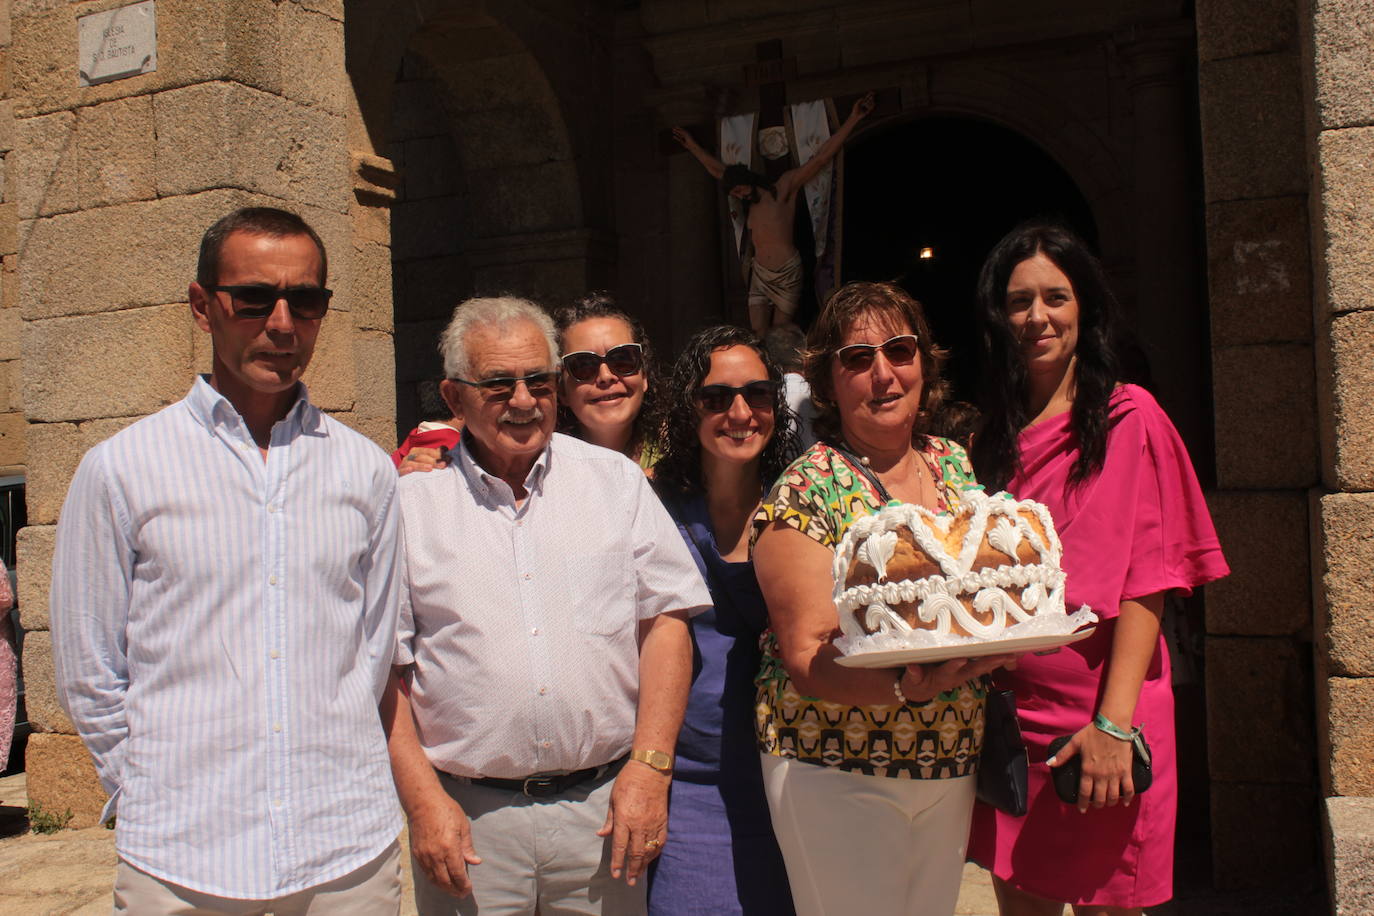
[439, 296, 561, 379]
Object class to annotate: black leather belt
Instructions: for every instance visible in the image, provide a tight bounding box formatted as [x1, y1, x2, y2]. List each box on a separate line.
[468, 756, 625, 798]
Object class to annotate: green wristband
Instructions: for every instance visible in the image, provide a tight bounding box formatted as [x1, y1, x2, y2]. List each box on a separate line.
[1093, 712, 1137, 742]
[1094, 713, 1152, 766]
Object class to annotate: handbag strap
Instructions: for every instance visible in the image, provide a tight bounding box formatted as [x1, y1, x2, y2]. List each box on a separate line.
[828, 442, 894, 505]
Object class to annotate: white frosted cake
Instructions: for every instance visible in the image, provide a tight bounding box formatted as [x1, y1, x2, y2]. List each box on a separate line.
[833, 490, 1097, 656]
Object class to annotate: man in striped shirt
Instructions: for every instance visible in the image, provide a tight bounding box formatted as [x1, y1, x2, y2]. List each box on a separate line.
[52, 208, 405, 913]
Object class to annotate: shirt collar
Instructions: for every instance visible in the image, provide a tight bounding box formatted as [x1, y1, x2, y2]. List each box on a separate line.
[455, 428, 552, 498]
[186, 375, 326, 439]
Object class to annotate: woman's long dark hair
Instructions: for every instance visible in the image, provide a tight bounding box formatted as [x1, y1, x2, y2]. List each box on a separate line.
[970, 222, 1127, 491]
[652, 325, 799, 495]
[552, 292, 660, 457]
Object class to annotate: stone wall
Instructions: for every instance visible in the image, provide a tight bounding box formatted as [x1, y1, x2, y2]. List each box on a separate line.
[1195, 0, 1326, 891]
[0, 0, 22, 479]
[1301, 0, 1374, 909]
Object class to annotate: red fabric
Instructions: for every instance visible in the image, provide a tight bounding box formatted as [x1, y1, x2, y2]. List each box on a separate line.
[968, 385, 1229, 907]
[391, 426, 461, 468]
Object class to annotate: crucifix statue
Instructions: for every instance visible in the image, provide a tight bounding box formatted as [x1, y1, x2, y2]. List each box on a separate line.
[672, 91, 874, 336]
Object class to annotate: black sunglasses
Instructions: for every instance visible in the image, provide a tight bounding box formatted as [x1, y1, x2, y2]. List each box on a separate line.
[208, 284, 333, 321]
[561, 343, 644, 383]
[693, 380, 780, 413]
[834, 334, 919, 372]
[450, 370, 560, 401]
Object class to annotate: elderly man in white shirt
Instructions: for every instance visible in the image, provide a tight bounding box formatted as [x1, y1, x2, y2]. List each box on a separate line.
[383, 296, 710, 915]
[51, 208, 405, 913]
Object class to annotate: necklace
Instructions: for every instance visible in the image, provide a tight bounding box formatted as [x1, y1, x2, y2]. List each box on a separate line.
[848, 444, 938, 508]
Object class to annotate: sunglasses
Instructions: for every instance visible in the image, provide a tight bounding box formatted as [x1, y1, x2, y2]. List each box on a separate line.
[694, 380, 780, 413]
[834, 334, 919, 372]
[209, 284, 333, 321]
[561, 343, 645, 383]
[450, 370, 560, 400]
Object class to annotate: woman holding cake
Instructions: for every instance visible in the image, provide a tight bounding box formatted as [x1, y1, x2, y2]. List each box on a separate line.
[751, 281, 1014, 916]
[646, 325, 797, 916]
[554, 292, 661, 474]
[967, 223, 1229, 914]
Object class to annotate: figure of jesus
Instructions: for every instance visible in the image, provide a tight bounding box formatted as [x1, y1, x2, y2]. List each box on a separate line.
[674, 92, 874, 335]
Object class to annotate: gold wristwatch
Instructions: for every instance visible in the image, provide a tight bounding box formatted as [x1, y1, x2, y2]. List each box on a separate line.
[630, 748, 674, 773]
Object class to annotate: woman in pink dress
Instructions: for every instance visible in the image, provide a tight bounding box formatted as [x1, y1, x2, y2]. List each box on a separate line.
[966, 223, 1229, 914]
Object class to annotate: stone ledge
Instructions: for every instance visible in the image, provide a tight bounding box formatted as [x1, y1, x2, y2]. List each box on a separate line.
[1314, 492, 1374, 677]
[1323, 677, 1374, 797]
[1315, 129, 1374, 320]
[1326, 796, 1374, 915]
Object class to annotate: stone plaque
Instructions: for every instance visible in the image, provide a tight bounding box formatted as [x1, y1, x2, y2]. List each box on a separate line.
[78, 0, 158, 87]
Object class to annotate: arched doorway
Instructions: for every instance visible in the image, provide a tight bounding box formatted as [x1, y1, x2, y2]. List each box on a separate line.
[346, 0, 605, 442]
[842, 116, 1098, 404]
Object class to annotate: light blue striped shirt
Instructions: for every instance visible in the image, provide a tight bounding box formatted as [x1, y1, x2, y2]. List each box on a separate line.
[52, 377, 403, 899]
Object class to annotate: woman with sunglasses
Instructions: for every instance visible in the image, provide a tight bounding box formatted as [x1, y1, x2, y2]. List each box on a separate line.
[751, 282, 1014, 916]
[647, 325, 797, 916]
[966, 223, 1228, 915]
[554, 293, 660, 473]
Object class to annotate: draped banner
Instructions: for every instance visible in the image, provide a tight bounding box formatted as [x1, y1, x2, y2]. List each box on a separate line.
[719, 112, 756, 257]
[788, 99, 834, 258]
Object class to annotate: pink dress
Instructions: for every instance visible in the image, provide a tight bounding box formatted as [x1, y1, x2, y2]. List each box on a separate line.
[967, 385, 1229, 907]
[0, 570, 14, 767]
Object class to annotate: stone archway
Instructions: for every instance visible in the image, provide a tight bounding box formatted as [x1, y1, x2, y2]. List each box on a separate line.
[344, 0, 614, 439]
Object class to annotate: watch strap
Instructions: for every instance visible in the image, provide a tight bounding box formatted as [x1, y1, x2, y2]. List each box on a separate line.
[630, 748, 674, 772]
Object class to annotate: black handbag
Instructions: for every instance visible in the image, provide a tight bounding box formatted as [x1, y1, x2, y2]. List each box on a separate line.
[976, 688, 1030, 817]
[1046, 729, 1153, 805]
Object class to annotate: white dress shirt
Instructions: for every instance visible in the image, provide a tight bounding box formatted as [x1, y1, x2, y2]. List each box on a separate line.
[396, 432, 711, 779]
[52, 377, 403, 899]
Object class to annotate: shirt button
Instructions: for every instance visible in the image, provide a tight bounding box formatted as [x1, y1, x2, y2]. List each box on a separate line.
[267, 504, 279, 514]
[538, 686, 547, 696]
[268, 575, 279, 586]
[272, 799, 283, 808]
[516, 520, 523, 527]
[273, 722, 282, 732]
[270, 649, 281, 659]
[542, 740, 552, 749]
[522, 573, 531, 580]
[530, 628, 539, 636]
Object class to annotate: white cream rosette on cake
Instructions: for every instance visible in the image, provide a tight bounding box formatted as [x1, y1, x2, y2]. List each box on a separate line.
[832, 490, 1097, 659]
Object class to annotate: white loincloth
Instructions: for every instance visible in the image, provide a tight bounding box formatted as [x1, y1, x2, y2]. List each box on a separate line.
[747, 250, 803, 317]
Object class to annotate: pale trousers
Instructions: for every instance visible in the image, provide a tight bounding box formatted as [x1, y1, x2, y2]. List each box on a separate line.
[760, 754, 976, 916]
[415, 768, 647, 916]
[112, 839, 401, 915]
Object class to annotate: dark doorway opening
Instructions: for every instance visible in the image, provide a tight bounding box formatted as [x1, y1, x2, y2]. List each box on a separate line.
[841, 116, 1097, 404]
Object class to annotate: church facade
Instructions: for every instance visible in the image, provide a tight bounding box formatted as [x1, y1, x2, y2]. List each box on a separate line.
[3, 0, 1370, 906]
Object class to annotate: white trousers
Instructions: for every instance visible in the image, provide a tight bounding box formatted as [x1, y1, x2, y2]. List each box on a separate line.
[112, 840, 401, 915]
[760, 754, 975, 916]
[415, 768, 646, 916]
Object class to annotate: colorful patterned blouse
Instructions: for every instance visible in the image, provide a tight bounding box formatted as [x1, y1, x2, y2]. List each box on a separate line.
[752, 438, 987, 779]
